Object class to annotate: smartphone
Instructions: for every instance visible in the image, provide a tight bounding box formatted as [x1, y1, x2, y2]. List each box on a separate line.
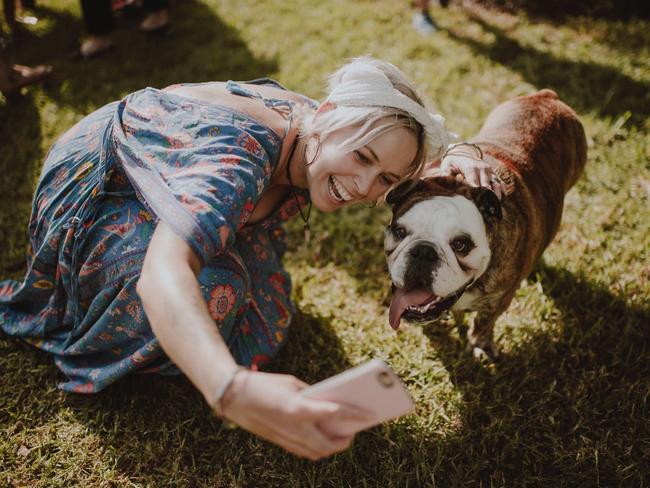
[301, 359, 415, 437]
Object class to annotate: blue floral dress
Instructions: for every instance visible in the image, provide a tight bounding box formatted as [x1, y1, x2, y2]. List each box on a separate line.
[0, 79, 313, 393]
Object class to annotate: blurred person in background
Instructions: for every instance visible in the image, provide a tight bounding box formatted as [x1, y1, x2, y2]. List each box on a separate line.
[412, 0, 449, 34]
[0, 43, 51, 99]
[0, 57, 498, 459]
[2, 0, 39, 36]
[76, 0, 170, 58]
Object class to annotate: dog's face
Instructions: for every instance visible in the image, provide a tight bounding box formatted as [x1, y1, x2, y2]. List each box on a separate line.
[384, 177, 502, 329]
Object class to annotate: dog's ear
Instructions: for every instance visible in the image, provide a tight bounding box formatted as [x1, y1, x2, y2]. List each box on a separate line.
[386, 180, 426, 207]
[473, 187, 503, 223]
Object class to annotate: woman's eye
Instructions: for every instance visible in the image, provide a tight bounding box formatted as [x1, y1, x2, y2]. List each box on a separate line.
[450, 237, 474, 254]
[354, 150, 371, 164]
[380, 175, 393, 186]
[393, 225, 407, 240]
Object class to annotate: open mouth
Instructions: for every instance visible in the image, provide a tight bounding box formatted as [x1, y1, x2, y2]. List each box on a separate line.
[328, 176, 352, 203]
[388, 282, 471, 330]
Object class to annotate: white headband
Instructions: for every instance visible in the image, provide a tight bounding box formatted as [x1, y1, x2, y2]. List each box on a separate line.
[326, 66, 451, 159]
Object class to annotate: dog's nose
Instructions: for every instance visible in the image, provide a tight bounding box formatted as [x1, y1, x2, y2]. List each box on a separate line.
[409, 243, 438, 262]
[405, 243, 439, 290]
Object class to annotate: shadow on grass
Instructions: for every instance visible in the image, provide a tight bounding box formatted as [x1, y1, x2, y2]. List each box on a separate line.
[479, 0, 649, 21]
[557, 17, 650, 58]
[446, 13, 650, 128]
[418, 263, 649, 485]
[0, 94, 41, 273]
[3, 260, 647, 484]
[84, 309, 351, 483]
[15, 0, 278, 113]
[0, 308, 352, 485]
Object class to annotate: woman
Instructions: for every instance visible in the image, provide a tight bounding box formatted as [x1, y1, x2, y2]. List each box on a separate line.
[0, 57, 497, 459]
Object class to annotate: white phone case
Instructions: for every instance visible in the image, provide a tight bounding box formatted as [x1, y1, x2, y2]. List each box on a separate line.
[301, 359, 415, 437]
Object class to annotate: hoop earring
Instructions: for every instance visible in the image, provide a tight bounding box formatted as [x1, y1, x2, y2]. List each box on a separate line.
[305, 135, 321, 166]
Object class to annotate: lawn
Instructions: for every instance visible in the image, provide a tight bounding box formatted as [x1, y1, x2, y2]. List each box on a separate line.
[1, 0, 649, 486]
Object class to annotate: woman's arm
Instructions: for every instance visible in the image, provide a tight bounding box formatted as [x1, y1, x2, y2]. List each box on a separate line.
[137, 221, 237, 406]
[137, 222, 367, 460]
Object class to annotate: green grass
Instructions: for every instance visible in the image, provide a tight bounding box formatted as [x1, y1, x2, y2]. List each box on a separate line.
[1, 1, 649, 486]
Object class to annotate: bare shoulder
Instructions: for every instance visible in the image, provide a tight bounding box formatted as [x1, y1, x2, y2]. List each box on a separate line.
[165, 81, 311, 108]
[164, 81, 228, 100]
[164, 81, 314, 134]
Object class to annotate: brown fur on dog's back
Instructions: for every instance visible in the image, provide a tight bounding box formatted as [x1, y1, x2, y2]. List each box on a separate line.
[475, 89, 586, 191]
[471, 89, 587, 256]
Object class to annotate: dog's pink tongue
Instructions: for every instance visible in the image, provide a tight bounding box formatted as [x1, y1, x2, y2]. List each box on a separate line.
[389, 288, 435, 330]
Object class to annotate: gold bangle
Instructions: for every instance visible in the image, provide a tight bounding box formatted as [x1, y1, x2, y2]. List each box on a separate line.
[443, 142, 483, 160]
[211, 366, 246, 418]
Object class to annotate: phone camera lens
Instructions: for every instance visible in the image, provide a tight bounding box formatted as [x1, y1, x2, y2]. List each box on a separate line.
[377, 371, 394, 387]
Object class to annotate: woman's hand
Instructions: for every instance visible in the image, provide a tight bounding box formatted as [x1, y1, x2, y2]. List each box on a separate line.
[439, 151, 507, 199]
[220, 370, 370, 460]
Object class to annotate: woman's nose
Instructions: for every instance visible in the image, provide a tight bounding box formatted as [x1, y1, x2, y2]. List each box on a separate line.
[355, 171, 376, 198]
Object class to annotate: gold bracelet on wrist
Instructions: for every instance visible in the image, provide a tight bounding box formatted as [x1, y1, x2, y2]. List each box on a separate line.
[443, 142, 483, 160]
[211, 366, 246, 419]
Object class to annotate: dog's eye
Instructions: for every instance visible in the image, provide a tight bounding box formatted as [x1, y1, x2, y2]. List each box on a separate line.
[392, 225, 408, 240]
[450, 236, 474, 254]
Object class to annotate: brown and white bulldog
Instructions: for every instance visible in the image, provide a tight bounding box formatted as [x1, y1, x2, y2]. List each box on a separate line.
[384, 89, 587, 360]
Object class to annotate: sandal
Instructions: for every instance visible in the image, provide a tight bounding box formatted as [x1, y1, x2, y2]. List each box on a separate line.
[140, 9, 170, 36]
[69, 36, 115, 60]
[1, 63, 52, 98]
[12, 64, 52, 86]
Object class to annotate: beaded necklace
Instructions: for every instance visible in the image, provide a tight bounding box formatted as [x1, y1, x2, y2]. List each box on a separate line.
[284, 137, 312, 243]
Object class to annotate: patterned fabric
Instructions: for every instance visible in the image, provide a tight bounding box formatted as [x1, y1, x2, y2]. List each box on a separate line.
[0, 80, 312, 393]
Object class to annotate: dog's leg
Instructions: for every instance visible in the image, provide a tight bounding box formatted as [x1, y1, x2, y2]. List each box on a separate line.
[466, 313, 500, 361]
[451, 310, 465, 325]
[466, 288, 518, 361]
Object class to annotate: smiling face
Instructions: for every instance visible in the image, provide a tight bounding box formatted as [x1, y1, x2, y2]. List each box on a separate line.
[384, 195, 492, 329]
[305, 124, 418, 212]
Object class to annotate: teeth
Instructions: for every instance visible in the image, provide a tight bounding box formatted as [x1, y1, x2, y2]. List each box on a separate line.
[333, 177, 352, 201]
[328, 177, 342, 202]
[407, 296, 441, 314]
[329, 176, 352, 202]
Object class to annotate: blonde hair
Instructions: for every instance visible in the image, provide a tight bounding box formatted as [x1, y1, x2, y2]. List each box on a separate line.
[298, 57, 435, 183]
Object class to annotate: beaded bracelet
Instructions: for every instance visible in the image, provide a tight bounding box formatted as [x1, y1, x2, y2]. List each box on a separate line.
[443, 142, 484, 160]
[211, 366, 246, 419]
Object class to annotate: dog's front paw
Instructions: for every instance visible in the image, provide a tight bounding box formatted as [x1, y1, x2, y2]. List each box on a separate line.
[465, 340, 500, 362]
